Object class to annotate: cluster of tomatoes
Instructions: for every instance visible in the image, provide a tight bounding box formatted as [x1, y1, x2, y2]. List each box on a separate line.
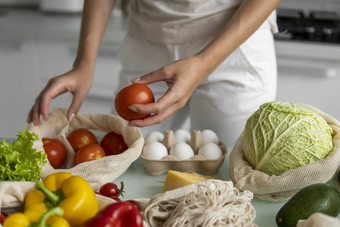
[42, 128, 128, 169]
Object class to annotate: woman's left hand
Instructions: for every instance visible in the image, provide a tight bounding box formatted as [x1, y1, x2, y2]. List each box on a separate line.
[128, 55, 209, 127]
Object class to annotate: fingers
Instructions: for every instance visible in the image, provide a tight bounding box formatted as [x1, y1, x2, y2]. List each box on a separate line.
[129, 102, 180, 127]
[132, 66, 173, 85]
[128, 89, 187, 127]
[27, 72, 89, 125]
[27, 80, 55, 125]
[67, 89, 88, 121]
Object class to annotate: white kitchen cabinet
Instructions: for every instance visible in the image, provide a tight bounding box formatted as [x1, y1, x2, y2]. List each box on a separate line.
[0, 9, 126, 138]
[0, 37, 40, 138]
[275, 40, 340, 120]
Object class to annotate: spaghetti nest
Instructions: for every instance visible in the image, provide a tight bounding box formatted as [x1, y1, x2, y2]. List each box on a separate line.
[144, 180, 256, 227]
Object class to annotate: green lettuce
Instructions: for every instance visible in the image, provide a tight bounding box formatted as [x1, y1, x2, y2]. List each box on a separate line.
[243, 101, 333, 176]
[0, 129, 47, 181]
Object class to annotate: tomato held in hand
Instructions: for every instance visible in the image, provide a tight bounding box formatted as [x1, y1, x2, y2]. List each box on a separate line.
[73, 144, 106, 166]
[115, 83, 155, 121]
[42, 138, 67, 169]
[67, 128, 98, 152]
[100, 131, 128, 156]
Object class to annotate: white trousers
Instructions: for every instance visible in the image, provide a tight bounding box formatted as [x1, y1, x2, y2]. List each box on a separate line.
[115, 27, 277, 146]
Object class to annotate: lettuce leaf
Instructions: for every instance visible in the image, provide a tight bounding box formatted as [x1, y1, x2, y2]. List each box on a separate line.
[0, 129, 47, 181]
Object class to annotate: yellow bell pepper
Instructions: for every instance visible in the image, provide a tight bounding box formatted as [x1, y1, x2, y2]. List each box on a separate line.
[3, 206, 69, 227]
[24, 172, 98, 227]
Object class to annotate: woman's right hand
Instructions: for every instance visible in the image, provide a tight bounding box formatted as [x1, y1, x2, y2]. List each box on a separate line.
[27, 67, 94, 125]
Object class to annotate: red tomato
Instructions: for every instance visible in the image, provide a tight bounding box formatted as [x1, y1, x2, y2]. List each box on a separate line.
[99, 182, 120, 197]
[42, 138, 67, 169]
[100, 131, 128, 156]
[114, 83, 155, 121]
[73, 144, 106, 166]
[67, 128, 98, 152]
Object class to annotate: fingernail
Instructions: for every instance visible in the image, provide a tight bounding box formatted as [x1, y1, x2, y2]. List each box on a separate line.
[129, 106, 137, 112]
[129, 122, 137, 127]
[132, 77, 140, 83]
[69, 113, 75, 122]
[33, 116, 38, 125]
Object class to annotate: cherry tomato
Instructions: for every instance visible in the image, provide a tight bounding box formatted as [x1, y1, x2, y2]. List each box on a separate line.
[99, 182, 119, 197]
[67, 128, 98, 152]
[100, 131, 128, 156]
[115, 83, 155, 121]
[42, 138, 67, 169]
[99, 181, 124, 198]
[73, 144, 106, 166]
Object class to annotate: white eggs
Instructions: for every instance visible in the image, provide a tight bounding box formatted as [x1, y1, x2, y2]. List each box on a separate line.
[142, 142, 168, 160]
[145, 131, 164, 144]
[174, 129, 191, 143]
[201, 129, 219, 144]
[170, 142, 194, 160]
[198, 143, 222, 160]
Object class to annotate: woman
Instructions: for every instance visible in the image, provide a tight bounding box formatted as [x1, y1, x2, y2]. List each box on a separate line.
[27, 0, 281, 145]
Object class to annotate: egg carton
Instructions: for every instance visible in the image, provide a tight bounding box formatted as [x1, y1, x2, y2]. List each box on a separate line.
[141, 130, 227, 175]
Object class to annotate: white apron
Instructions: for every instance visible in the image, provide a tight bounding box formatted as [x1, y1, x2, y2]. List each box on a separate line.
[115, 0, 278, 146]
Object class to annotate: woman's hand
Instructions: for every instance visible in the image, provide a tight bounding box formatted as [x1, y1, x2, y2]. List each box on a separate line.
[128, 56, 210, 127]
[27, 67, 93, 125]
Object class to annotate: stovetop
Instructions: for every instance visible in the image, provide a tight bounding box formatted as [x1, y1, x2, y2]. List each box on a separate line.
[274, 8, 340, 44]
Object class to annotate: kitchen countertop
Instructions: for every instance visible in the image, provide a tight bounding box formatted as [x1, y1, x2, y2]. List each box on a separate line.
[0, 136, 286, 226]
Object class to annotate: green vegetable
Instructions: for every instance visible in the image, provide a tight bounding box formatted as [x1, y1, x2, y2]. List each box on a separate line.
[276, 183, 340, 227]
[243, 101, 333, 176]
[0, 129, 47, 181]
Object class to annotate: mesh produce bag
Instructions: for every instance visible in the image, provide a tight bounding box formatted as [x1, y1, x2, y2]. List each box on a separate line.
[0, 108, 144, 213]
[230, 105, 340, 201]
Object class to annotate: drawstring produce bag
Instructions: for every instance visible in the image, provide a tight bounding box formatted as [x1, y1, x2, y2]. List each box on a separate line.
[137, 179, 256, 227]
[297, 213, 340, 227]
[28, 108, 144, 189]
[230, 103, 340, 201]
[0, 107, 144, 214]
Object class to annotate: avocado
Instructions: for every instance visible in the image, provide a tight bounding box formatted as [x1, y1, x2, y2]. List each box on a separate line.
[276, 183, 340, 227]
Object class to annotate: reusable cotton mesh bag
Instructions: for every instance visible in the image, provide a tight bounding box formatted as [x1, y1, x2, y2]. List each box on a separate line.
[230, 104, 340, 201]
[138, 179, 256, 227]
[0, 107, 144, 214]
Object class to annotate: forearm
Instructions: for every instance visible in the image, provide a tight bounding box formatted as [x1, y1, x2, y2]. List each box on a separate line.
[73, 0, 116, 70]
[197, 0, 281, 75]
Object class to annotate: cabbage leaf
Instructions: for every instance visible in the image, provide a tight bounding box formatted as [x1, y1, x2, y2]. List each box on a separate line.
[243, 101, 333, 176]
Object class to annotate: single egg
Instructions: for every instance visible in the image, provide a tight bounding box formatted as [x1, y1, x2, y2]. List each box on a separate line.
[198, 143, 222, 160]
[174, 129, 191, 143]
[201, 129, 219, 144]
[145, 131, 164, 144]
[142, 142, 168, 160]
[170, 142, 194, 160]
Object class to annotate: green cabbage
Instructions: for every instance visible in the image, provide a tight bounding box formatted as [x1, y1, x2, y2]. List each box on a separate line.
[243, 101, 333, 176]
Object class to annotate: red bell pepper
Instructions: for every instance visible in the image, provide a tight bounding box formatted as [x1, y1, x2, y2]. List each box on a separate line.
[0, 212, 8, 224]
[86, 201, 143, 227]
